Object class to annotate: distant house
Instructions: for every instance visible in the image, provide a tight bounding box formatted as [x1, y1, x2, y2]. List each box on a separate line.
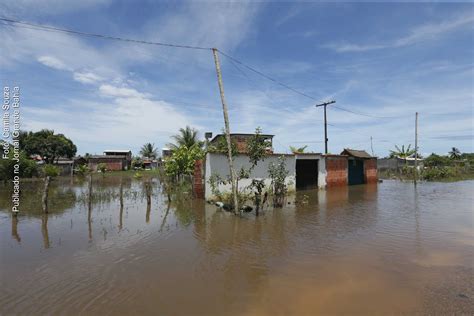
[88, 150, 132, 171]
[209, 133, 274, 154]
[142, 158, 158, 170]
[52, 156, 87, 176]
[162, 147, 173, 159]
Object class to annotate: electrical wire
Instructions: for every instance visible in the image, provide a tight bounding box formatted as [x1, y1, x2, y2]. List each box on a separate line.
[0, 17, 212, 51]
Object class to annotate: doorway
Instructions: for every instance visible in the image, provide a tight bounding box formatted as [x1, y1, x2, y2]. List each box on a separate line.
[296, 159, 318, 190]
[348, 158, 364, 185]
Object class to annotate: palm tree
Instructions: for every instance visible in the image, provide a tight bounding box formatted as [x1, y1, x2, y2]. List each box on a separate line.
[390, 144, 415, 159]
[168, 126, 203, 149]
[289, 145, 308, 153]
[140, 143, 158, 158]
[448, 147, 461, 160]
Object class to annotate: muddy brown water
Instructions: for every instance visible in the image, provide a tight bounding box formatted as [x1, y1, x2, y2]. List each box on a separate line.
[0, 177, 473, 315]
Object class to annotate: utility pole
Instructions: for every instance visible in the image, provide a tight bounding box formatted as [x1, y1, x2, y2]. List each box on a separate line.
[414, 112, 418, 185]
[315, 100, 336, 154]
[370, 136, 374, 156]
[212, 48, 239, 214]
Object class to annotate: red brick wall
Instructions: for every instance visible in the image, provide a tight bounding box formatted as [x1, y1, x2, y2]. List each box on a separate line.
[105, 161, 123, 171]
[326, 156, 348, 187]
[89, 159, 124, 171]
[193, 159, 204, 199]
[364, 159, 378, 184]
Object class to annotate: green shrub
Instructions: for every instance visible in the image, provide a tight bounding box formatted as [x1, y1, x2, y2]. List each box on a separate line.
[75, 164, 90, 176]
[43, 164, 60, 177]
[97, 163, 107, 173]
[0, 150, 39, 180]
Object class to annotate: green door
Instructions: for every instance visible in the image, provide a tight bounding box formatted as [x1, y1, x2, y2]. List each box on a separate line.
[348, 159, 364, 185]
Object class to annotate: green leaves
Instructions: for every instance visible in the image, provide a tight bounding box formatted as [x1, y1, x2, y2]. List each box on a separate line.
[139, 143, 158, 159]
[164, 144, 204, 177]
[21, 129, 77, 163]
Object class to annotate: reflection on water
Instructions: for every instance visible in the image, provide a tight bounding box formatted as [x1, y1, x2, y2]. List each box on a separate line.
[0, 177, 473, 315]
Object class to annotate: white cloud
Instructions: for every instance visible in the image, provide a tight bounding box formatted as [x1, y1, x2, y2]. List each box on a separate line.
[99, 84, 148, 99]
[37, 55, 70, 71]
[73, 71, 103, 84]
[325, 13, 474, 53]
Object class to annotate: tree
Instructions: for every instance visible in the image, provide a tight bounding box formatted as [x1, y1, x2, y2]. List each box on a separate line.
[140, 142, 158, 158]
[21, 129, 77, 163]
[289, 145, 307, 153]
[449, 147, 461, 160]
[164, 144, 204, 179]
[168, 126, 203, 150]
[389, 144, 415, 159]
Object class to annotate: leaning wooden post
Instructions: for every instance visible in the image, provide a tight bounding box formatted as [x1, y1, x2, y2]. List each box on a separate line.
[88, 174, 93, 209]
[146, 180, 152, 207]
[41, 214, 50, 249]
[42, 176, 51, 213]
[212, 48, 239, 214]
[11, 214, 21, 242]
[145, 180, 152, 223]
[119, 178, 124, 209]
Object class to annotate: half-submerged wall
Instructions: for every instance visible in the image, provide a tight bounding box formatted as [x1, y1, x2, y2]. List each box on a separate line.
[204, 153, 296, 200]
[325, 155, 348, 187]
[364, 158, 378, 184]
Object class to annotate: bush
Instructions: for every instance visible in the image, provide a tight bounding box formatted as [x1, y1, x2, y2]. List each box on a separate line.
[43, 164, 60, 177]
[421, 166, 459, 181]
[0, 150, 39, 180]
[75, 164, 90, 176]
[97, 163, 107, 173]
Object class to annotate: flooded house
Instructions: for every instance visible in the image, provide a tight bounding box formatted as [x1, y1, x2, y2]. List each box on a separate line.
[201, 135, 377, 200]
[340, 149, 378, 185]
[53, 156, 87, 176]
[88, 150, 132, 171]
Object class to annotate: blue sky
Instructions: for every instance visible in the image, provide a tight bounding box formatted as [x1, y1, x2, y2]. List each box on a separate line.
[0, 1, 473, 157]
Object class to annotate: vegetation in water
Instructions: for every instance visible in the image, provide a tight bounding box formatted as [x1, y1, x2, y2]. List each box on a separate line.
[268, 156, 289, 207]
[42, 164, 60, 177]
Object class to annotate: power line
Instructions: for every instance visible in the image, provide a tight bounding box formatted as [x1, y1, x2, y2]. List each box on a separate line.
[217, 49, 318, 101]
[0, 17, 212, 51]
[331, 104, 409, 119]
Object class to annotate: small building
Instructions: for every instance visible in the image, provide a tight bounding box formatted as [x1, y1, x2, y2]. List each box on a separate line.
[340, 149, 377, 185]
[53, 156, 88, 176]
[53, 157, 74, 176]
[143, 158, 158, 170]
[209, 133, 274, 154]
[162, 147, 173, 158]
[88, 150, 132, 171]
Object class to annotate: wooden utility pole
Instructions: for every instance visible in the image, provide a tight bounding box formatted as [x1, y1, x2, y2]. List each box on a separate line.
[315, 100, 336, 154]
[414, 112, 418, 185]
[212, 48, 239, 214]
[370, 136, 375, 156]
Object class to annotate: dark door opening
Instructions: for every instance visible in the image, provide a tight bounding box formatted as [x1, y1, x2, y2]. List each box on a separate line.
[348, 159, 364, 185]
[296, 159, 318, 190]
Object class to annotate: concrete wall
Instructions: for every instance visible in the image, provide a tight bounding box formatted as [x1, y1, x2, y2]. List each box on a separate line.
[205, 153, 296, 200]
[325, 156, 348, 187]
[294, 154, 326, 189]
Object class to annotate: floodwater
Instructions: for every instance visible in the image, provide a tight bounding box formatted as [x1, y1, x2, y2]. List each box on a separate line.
[1, 176, 473, 315]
